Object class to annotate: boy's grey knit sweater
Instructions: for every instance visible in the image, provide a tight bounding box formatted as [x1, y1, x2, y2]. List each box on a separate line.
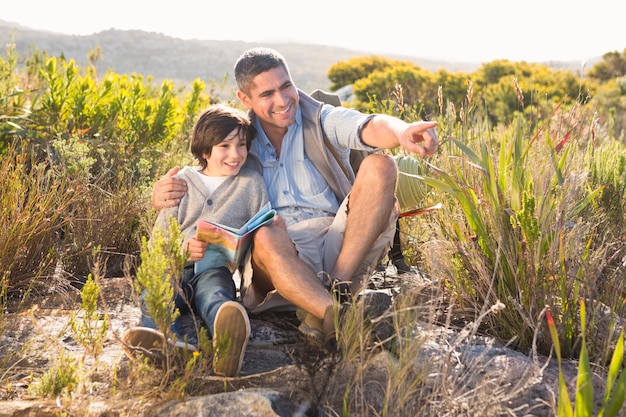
[154, 165, 269, 262]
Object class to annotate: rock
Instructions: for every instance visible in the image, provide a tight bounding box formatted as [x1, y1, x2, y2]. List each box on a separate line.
[149, 388, 303, 417]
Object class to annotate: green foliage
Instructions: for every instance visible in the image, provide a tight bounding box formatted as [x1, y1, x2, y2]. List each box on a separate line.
[327, 55, 398, 91]
[353, 63, 440, 116]
[10, 54, 205, 182]
[588, 78, 626, 140]
[0, 43, 31, 155]
[418, 92, 623, 360]
[0, 48, 213, 284]
[0, 38, 19, 99]
[328, 55, 620, 134]
[474, 60, 596, 126]
[134, 217, 187, 344]
[546, 301, 626, 417]
[69, 257, 109, 362]
[585, 139, 626, 237]
[586, 49, 626, 82]
[29, 351, 78, 398]
[51, 133, 150, 279]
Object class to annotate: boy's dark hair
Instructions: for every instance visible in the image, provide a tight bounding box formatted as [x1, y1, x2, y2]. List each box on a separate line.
[234, 47, 292, 94]
[190, 104, 256, 169]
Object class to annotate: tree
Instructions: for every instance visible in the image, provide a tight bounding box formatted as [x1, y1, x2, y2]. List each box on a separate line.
[327, 56, 404, 91]
[587, 49, 626, 82]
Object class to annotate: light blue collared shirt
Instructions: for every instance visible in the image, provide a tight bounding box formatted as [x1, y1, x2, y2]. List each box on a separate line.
[250, 104, 376, 226]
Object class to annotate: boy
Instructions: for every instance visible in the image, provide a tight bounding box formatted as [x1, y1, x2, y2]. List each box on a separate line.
[124, 104, 268, 377]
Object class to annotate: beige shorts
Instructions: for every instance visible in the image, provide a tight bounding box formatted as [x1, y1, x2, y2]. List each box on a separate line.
[240, 194, 397, 314]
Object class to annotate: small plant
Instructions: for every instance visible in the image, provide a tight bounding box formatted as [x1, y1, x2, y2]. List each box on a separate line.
[546, 299, 626, 417]
[133, 217, 187, 369]
[29, 350, 78, 398]
[69, 249, 109, 363]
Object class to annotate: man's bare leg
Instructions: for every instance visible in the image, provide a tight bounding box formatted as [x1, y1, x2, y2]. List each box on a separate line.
[331, 154, 398, 288]
[250, 222, 333, 320]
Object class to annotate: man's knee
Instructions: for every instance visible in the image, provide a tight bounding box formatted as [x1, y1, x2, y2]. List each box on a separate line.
[361, 154, 397, 174]
[356, 154, 398, 188]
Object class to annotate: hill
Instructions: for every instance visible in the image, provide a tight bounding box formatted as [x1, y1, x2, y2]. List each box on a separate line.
[0, 19, 594, 98]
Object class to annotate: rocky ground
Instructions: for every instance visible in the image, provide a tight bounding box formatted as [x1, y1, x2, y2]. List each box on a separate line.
[0, 266, 615, 416]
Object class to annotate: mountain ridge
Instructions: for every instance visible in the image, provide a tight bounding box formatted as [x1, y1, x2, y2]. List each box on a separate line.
[1, 19, 596, 97]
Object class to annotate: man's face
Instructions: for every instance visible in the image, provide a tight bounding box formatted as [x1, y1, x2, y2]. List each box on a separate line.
[237, 66, 299, 132]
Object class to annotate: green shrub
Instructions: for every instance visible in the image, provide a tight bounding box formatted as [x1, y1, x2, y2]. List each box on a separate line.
[29, 351, 78, 398]
[134, 217, 187, 353]
[0, 144, 83, 295]
[69, 257, 109, 362]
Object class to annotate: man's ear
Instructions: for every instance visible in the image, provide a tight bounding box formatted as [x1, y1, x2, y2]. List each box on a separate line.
[237, 90, 252, 109]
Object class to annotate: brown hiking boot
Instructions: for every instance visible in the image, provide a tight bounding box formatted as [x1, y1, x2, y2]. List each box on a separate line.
[296, 309, 325, 347]
[322, 303, 350, 351]
[322, 292, 393, 351]
[212, 301, 250, 377]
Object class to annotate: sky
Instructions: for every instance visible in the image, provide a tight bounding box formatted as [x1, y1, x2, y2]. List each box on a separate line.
[2, 0, 624, 64]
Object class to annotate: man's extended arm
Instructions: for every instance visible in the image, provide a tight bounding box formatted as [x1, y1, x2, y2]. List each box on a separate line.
[361, 115, 438, 157]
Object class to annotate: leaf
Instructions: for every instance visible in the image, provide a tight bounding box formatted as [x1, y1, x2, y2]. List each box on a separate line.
[546, 310, 562, 362]
[554, 131, 572, 153]
[575, 331, 593, 416]
[547, 309, 574, 417]
[575, 300, 593, 417]
[599, 329, 626, 417]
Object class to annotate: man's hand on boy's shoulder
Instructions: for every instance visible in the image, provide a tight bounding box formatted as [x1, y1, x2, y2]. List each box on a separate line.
[152, 166, 188, 211]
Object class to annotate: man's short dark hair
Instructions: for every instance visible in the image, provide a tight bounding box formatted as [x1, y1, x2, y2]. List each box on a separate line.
[234, 47, 291, 94]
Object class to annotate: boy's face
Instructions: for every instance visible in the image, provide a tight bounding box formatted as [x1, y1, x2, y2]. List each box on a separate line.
[201, 128, 248, 177]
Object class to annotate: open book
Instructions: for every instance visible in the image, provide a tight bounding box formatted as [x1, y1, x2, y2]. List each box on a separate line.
[194, 203, 276, 274]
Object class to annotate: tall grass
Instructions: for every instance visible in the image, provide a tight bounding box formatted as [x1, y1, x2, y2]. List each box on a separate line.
[0, 143, 82, 295]
[408, 81, 626, 365]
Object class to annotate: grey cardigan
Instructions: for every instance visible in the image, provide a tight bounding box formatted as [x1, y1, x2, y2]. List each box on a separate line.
[154, 165, 269, 263]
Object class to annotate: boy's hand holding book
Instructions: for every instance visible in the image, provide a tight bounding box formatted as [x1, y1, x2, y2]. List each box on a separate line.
[194, 203, 276, 274]
[186, 238, 209, 261]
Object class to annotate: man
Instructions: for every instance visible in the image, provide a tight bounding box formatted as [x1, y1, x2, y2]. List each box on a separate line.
[152, 47, 438, 349]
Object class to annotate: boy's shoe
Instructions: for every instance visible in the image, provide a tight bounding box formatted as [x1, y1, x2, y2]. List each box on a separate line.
[212, 301, 250, 377]
[121, 326, 197, 366]
[296, 309, 325, 347]
[121, 327, 166, 364]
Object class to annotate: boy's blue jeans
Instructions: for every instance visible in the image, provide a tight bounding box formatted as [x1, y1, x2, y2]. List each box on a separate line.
[140, 266, 237, 341]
